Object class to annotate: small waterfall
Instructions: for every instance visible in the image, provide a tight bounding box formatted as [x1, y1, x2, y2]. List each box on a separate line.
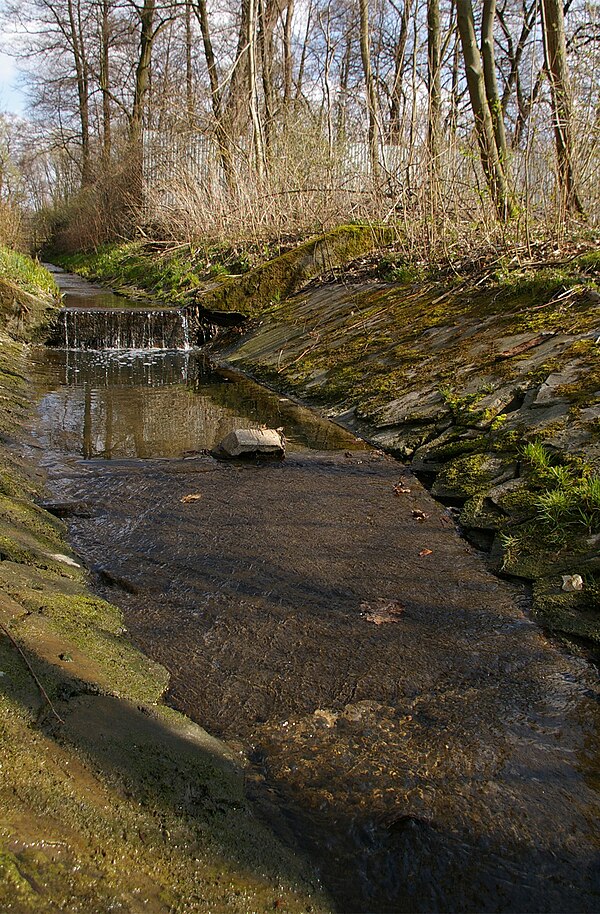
[50, 307, 203, 351]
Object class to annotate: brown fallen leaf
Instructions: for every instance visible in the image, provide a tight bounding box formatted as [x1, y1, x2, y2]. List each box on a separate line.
[180, 493, 202, 503]
[419, 548, 433, 557]
[412, 509, 429, 522]
[361, 599, 405, 624]
[393, 479, 411, 495]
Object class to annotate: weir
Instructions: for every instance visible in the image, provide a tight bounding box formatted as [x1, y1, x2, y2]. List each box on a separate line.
[48, 306, 219, 351]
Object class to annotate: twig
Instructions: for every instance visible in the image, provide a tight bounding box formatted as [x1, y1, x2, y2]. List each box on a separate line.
[0, 621, 64, 724]
[276, 335, 321, 372]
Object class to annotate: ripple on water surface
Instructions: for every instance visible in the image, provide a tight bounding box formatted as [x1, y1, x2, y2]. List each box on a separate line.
[28, 346, 600, 914]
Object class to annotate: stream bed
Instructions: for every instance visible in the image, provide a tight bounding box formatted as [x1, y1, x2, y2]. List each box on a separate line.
[24, 269, 600, 913]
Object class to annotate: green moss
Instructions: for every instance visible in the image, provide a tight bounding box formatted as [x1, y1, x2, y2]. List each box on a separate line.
[0, 850, 37, 903]
[460, 494, 505, 531]
[432, 452, 498, 499]
[198, 224, 398, 316]
[532, 576, 600, 643]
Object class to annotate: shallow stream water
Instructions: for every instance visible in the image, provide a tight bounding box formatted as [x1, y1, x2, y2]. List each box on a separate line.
[25, 270, 600, 912]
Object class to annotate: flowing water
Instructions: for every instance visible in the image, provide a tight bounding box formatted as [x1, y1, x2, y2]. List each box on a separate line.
[25, 270, 600, 912]
[44, 264, 216, 349]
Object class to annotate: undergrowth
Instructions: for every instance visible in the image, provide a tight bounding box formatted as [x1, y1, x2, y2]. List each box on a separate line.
[523, 440, 600, 538]
[0, 249, 57, 297]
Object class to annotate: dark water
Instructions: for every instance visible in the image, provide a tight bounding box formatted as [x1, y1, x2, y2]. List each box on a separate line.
[26, 272, 600, 913]
[31, 349, 359, 458]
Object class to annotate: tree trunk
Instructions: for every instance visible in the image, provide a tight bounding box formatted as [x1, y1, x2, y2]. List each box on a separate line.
[258, 0, 277, 159]
[130, 0, 155, 146]
[67, 0, 91, 184]
[185, 0, 194, 128]
[389, 0, 412, 141]
[100, 0, 111, 166]
[456, 0, 513, 219]
[283, 0, 294, 109]
[481, 0, 507, 164]
[336, 27, 352, 144]
[427, 0, 442, 169]
[193, 0, 234, 184]
[540, 0, 584, 214]
[359, 0, 380, 180]
[224, 0, 251, 140]
[247, 0, 266, 179]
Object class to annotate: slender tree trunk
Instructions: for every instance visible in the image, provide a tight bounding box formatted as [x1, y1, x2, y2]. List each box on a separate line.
[481, 0, 508, 164]
[540, 0, 584, 213]
[130, 0, 155, 146]
[389, 0, 412, 141]
[497, 0, 536, 115]
[100, 0, 111, 166]
[185, 0, 194, 128]
[295, 0, 312, 105]
[193, 0, 234, 184]
[258, 0, 276, 159]
[247, 0, 266, 179]
[456, 0, 513, 219]
[449, 0, 460, 138]
[67, 0, 91, 184]
[320, 9, 335, 157]
[283, 0, 294, 109]
[224, 0, 251, 139]
[359, 0, 380, 180]
[427, 0, 442, 170]
[336, 28, 352, 144]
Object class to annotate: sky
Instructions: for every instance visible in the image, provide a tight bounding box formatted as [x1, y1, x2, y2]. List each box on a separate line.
[0, 51, 26, 115]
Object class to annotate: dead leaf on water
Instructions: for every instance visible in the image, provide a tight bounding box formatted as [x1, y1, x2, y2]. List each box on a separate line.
[181, 494, 202, 503]
[419, 548, 433, 557]
[361, 599, 405, 624]
[412, 509, 429, 522]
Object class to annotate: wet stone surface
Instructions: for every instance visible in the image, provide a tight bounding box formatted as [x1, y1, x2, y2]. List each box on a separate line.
[27, 346, 600, 914]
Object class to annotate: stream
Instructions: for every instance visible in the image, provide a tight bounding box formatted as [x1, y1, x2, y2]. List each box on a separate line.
[25, 267, 600, 913]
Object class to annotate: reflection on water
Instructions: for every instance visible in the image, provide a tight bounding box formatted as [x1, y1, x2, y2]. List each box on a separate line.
[30, 348, 361, 459]
[44, 262, 135, 310]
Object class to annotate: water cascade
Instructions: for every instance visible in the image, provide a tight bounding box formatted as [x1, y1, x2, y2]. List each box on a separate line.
[50, 307, 218, 351]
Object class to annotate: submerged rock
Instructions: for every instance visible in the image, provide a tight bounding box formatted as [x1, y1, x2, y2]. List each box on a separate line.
[213, 427, 286, 459]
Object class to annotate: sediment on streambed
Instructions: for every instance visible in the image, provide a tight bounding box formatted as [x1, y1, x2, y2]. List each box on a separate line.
[0, 252, 331, 914]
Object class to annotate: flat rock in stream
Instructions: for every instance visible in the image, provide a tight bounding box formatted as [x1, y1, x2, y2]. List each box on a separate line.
[213, 427, 286, 459]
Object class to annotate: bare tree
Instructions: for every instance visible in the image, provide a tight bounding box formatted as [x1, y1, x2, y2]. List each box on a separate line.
[456, 0, 513, 218]
[359, 0, 381, 178]
[540, 0, 584, 213]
